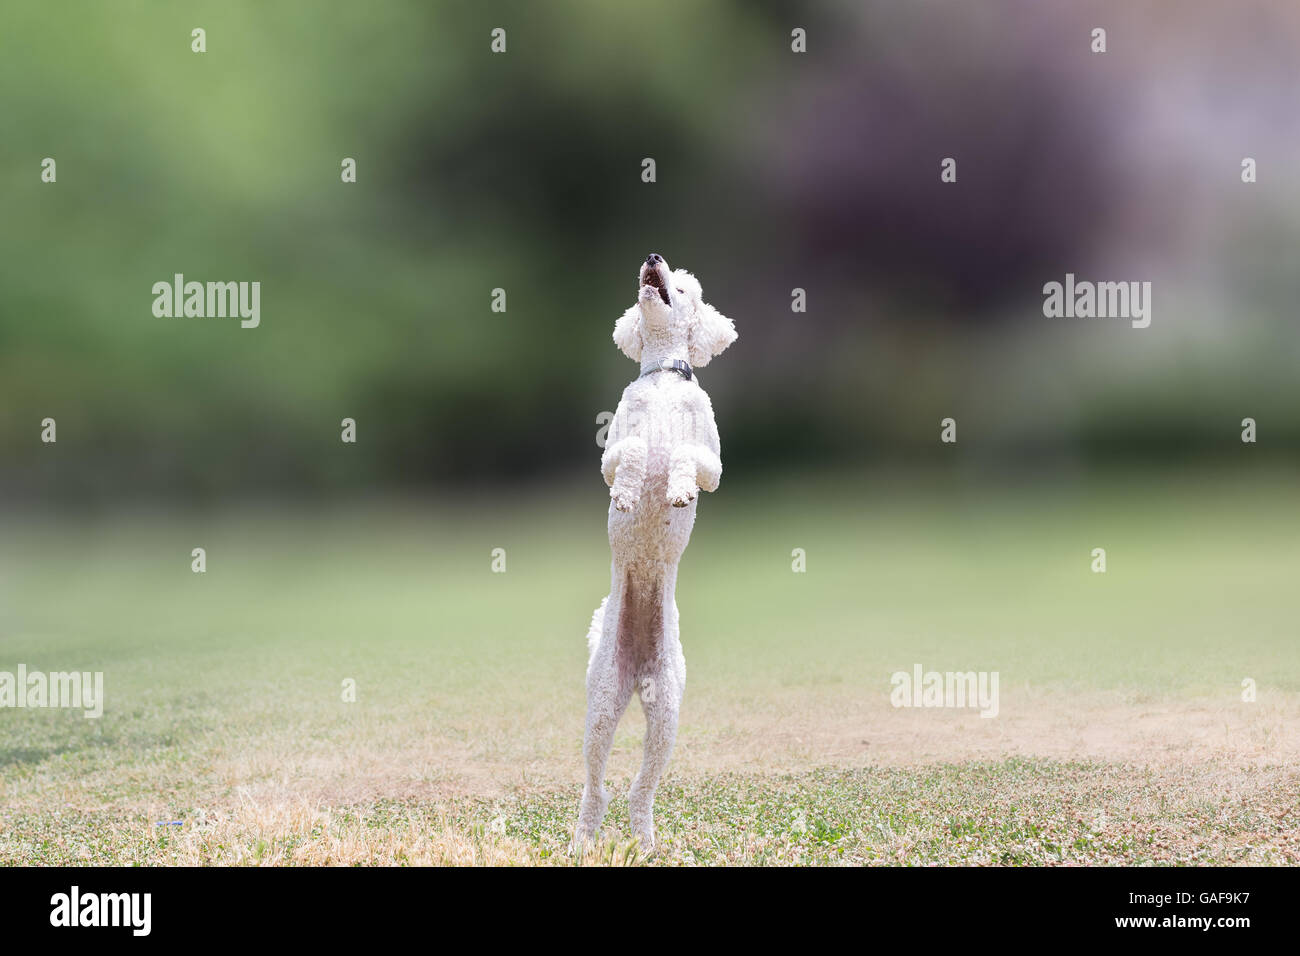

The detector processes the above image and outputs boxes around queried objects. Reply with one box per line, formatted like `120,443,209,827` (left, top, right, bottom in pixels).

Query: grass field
2,470,1298,865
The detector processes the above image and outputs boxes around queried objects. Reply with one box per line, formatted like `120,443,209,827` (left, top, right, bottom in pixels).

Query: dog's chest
621,378,698,451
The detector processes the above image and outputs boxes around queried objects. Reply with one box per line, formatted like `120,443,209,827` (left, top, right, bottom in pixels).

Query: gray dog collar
638,359,693,381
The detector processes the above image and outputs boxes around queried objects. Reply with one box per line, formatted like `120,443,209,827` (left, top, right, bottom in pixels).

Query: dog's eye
675,288,684,294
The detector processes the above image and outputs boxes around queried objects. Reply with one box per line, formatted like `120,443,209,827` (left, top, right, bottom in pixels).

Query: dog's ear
613,303,643,361
688,301,737,367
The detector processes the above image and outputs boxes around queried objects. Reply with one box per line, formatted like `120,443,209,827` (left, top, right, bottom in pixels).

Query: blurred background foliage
1,0,1297,506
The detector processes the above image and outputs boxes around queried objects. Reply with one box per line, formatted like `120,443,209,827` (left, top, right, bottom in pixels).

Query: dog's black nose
646,253,663,265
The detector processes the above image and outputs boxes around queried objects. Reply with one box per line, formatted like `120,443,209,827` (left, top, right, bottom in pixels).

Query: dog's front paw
611,467,644,512
667,484,697,508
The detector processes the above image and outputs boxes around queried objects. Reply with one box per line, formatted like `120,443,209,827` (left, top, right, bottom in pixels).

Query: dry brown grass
192,688,1300,807
4,688,1297,866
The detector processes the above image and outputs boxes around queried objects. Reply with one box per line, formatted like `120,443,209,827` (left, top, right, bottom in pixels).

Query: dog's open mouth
640,264,672,306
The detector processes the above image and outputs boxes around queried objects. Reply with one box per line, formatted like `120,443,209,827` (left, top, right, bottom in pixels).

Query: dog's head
613,254,737,367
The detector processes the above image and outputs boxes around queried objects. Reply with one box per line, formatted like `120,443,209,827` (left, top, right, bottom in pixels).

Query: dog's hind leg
628,600,684,852
628,660,682,852
575,615,633,850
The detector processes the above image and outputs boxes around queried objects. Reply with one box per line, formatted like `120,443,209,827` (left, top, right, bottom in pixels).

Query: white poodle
574,253,737,851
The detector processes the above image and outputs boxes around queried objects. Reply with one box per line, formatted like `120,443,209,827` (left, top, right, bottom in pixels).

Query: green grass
5,761,1297,866
1,470,1297,864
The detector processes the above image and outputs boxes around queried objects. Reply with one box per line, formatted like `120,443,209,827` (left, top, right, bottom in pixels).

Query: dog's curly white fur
574,254,736,852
